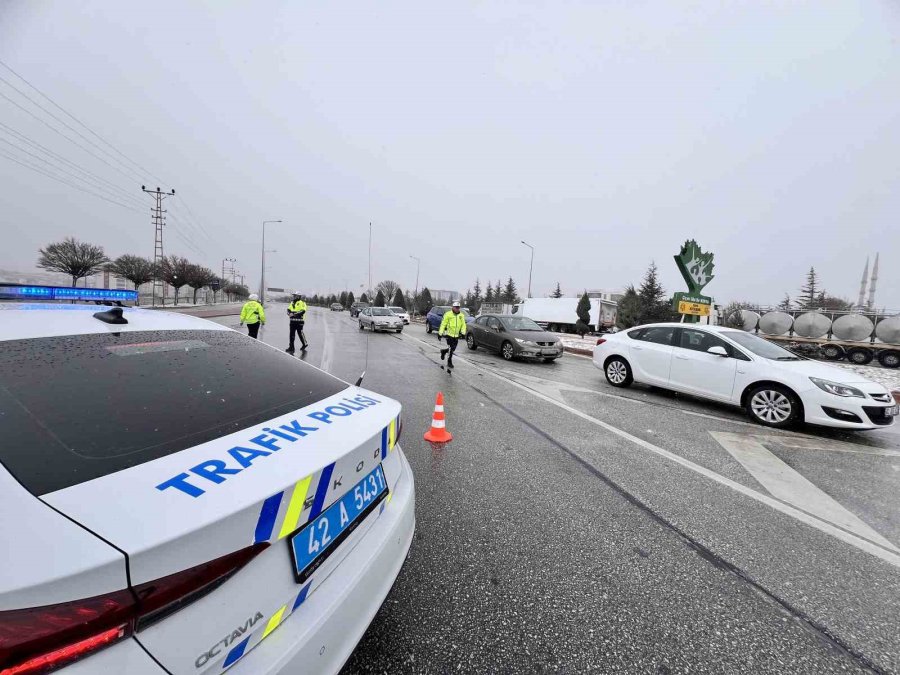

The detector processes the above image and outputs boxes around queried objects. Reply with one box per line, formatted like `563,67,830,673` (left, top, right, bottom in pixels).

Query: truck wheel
846,347,874,365
426,323,433,334
548,323,558,333
821,344,844,361
466,334,477,350
877,350,900,369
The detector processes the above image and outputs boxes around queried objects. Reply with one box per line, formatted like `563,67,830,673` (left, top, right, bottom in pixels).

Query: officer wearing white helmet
239,294,266,339
438,300,467,370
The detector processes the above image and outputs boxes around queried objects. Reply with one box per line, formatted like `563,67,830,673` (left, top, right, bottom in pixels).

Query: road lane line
401,331,900,568
320,310,333,373
711,432,899,552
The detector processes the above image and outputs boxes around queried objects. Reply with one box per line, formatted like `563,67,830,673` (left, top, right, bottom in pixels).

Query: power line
0,73,148,183
0,58,167,185
0,148,144,213
0,134,147,209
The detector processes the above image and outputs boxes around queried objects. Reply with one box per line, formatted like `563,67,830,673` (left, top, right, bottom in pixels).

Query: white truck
511,298,617,333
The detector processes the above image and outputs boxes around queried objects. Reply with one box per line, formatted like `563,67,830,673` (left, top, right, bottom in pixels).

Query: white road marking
320,310,333,373
401,331,900,568
711,432,898,552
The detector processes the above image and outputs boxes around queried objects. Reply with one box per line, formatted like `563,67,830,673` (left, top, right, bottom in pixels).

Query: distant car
425,306,471,334
388,306,410,324
349,302,369,318
359,307,404,333
466,314,564,362
330,303,343,312
0,294,414,675
593,322,897,430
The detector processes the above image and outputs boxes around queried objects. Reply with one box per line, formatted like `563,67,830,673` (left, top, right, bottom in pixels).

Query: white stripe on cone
434,405,444,412
431,420,445,428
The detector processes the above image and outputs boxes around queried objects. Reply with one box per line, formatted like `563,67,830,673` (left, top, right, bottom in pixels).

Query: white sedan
358,307,404,333
388,306,410,325
593,322,897,430
0,297,414,675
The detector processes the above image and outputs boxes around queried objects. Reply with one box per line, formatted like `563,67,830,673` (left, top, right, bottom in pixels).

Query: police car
0,285,415,674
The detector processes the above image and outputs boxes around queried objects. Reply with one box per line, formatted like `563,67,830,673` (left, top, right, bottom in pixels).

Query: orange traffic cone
423,392,453,443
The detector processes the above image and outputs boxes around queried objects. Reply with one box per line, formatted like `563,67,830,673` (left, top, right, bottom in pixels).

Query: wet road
214,306,900,674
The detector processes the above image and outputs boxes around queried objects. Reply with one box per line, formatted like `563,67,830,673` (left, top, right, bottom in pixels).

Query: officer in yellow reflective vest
286,293,309,353
438,300,467,370
239,294,266,339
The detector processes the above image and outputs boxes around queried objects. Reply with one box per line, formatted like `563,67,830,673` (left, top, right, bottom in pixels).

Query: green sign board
673,240,715,323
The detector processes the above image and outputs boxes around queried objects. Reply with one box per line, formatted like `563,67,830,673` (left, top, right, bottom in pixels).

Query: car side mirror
707,345,728,357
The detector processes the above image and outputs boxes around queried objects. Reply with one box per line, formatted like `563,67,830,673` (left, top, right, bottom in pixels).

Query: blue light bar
0,284,138,303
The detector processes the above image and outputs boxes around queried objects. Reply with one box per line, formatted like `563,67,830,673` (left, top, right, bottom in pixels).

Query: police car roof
0,303,231,342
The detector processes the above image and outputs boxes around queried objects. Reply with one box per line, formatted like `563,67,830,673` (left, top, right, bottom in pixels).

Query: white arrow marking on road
710,432,899,552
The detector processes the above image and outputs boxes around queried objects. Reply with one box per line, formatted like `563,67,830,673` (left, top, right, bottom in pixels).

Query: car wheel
501,341,515,361
846,347,874,365
746,384,800,429
466,334,477,350
426,323,433,334
821,344,844,361
878,350,900,369
604,357,632,387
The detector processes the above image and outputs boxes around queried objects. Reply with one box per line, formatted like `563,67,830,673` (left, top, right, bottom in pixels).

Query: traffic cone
423,392,453,443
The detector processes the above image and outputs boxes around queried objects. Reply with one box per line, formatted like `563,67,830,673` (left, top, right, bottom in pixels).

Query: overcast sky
1,1,898,308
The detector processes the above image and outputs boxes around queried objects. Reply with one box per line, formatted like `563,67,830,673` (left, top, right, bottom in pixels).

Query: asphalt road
214,306,900,674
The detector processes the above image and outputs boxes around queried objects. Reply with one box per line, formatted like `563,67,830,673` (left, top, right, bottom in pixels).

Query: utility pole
143,186,175,306
222,258,236,286
410,255,420,318
260,220,282,303
368,222,373,301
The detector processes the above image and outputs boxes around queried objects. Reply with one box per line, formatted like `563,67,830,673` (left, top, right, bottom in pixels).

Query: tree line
36,237,250,305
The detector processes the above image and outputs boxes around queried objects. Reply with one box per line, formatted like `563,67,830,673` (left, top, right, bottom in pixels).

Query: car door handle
675,355,689,360
633,346,644,351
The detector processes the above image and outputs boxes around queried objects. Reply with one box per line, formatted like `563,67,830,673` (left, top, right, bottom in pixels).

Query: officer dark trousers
288,322,308,351
247,323,261,339
444,336,459,366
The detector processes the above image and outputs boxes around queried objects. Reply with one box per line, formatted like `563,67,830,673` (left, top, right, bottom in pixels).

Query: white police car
0,286,415,674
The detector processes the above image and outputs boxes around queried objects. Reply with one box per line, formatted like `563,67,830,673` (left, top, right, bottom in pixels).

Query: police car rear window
0,330,347,496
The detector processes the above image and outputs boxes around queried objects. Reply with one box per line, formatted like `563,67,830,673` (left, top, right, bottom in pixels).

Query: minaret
867,253,879,309
856,257,869,309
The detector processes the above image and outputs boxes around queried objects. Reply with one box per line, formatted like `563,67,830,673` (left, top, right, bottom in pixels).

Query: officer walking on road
286,292,309,354
439,300,467,370
239,294,266,339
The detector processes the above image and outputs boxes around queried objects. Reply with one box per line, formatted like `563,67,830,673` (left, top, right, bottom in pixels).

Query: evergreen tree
798,267,819,309
637,261,671,323
347,291,355,306
777,294,792,311
374,290,386,307
616,285,641,328
339,291,348,307
494,280,502,303
360,292,369,303
391,288,405,308
575,291,592,336
484,283,494,303
503,276,518,303
551,282,563,298
472,278,482,313
419,288,433,314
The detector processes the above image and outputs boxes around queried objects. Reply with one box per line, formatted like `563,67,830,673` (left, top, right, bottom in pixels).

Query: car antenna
93,307,128,325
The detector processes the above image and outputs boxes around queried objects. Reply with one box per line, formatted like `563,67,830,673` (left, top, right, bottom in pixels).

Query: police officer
439,300,467,369
286,292,309,353
239,294,266,339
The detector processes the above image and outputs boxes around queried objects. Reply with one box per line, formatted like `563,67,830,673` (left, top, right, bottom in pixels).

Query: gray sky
1,1,898,308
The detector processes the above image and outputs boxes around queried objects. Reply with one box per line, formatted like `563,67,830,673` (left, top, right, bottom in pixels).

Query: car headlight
515,339,538,347
810,377,865,398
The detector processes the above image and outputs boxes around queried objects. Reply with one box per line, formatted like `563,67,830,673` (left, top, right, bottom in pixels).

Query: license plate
886,405,899,417
289,465,388,583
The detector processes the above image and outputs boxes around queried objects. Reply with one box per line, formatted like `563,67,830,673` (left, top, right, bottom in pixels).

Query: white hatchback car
593,323,897,430
388,307,410,325
358,307,404,333
0,299,414,675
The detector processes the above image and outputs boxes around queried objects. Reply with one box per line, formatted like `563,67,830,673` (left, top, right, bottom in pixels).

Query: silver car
358,307,404,333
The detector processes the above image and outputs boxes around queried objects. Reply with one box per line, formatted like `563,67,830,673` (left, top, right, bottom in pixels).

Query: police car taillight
0,544,267,674
596,338,606,346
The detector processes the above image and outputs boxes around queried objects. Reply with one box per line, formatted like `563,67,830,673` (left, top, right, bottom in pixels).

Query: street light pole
410,255,420,318
521,240,534,298
260,220,282,303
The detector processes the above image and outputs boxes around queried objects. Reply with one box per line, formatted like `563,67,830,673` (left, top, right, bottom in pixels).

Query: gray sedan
359,306,404,333
466,314,563,362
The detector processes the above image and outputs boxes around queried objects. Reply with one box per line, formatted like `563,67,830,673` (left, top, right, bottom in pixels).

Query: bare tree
376,279,400,300
108,255,156,304
37,237,108,287
185,264,218,304
160,255,192,305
